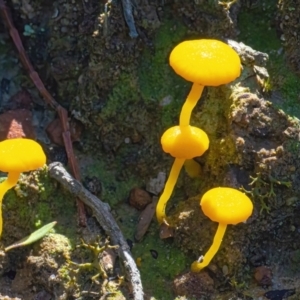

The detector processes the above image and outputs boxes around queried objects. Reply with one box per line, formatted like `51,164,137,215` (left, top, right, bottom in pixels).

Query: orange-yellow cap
169,39,241,86
201,187,253,225
0,138,46,172
161,125,209,159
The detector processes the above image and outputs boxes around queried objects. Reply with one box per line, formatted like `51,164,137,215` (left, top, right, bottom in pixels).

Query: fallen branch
48,162,144,300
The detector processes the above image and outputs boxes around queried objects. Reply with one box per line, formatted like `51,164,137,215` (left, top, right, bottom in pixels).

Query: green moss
3,167,78,244
138,20,187,103
191,87,240,179
133,234,187,300
117,203,188,300
100,72,140,119
238,3,281,52
100,18,189,135
82,159,141,207
138,20,189,130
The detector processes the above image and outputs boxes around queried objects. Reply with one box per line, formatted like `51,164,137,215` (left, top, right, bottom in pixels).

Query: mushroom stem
191,223,227,272
156,158,185,224
0,171,20,237
179,83,204,127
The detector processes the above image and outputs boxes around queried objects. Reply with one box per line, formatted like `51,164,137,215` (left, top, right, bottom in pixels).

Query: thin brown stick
0,0,86,226
48,162,144,300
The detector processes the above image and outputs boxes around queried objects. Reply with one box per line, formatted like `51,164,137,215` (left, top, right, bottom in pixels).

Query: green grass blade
5,221,57,252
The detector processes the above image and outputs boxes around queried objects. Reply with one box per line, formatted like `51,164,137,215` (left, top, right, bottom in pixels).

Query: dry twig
48,162,144,300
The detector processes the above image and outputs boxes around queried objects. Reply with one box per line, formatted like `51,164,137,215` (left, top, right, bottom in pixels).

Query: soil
0,0,300,300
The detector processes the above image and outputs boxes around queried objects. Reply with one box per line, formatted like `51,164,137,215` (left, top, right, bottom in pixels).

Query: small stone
0,109,35,140
146,172,166,195
173,271,214,298
254,266,272,286
124,137,131,144
129,187,152,210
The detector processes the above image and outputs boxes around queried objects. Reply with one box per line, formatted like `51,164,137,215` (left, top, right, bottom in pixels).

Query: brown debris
159,222,174,239
0,109,35,140
254,266,273,286
129,187,152,210
173,271,215,298
134,198,157,242
46,118,83,146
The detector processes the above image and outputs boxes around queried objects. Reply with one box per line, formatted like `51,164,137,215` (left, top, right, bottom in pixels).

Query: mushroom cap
161,125,209,159
201,187,253,225
169,39,241,86
0,138,46,173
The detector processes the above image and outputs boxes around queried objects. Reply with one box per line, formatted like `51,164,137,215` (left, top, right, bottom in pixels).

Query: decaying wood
48,162,144,300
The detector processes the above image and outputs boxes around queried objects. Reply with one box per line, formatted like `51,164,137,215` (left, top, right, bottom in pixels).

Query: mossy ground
50,2,300,298
2,166,78,246
1,0,300,299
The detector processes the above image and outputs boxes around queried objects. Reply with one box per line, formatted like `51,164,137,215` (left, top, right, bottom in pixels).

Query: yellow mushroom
169,39,241,127
0,138,46,237
156,126,209,224
161,125,209,160
184,159,201,179
191,187,253,272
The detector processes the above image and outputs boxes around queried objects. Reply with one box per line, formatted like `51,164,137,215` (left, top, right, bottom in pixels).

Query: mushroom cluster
156,39,242,225
0,138,46,237
155,39,253,272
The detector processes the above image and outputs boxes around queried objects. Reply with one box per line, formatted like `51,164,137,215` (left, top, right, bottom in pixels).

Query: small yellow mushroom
156,126,209,224
191,187,253,272
0,138,46,237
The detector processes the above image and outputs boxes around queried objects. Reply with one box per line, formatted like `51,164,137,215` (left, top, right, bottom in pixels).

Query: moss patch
80,159,141,207
118,202,188,300
2,167,78,245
